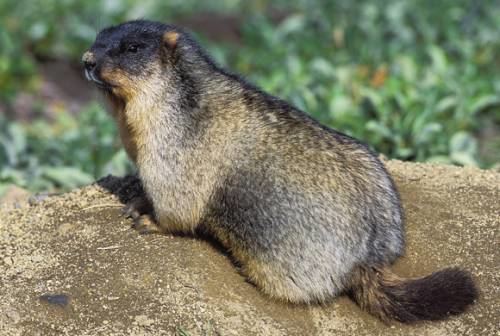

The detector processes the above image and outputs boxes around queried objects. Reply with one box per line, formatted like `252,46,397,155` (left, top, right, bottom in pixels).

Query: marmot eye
127,44,139,52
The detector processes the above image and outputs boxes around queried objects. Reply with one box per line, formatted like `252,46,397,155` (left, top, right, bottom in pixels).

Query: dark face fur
82,20,178,100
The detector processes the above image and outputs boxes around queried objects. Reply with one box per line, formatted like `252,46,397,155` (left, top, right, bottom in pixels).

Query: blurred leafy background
0,0,499,195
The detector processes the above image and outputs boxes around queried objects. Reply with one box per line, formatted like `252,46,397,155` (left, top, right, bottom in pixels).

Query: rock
0,162,498,335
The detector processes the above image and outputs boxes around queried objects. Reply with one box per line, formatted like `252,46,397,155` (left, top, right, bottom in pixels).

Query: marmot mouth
85,69,115,91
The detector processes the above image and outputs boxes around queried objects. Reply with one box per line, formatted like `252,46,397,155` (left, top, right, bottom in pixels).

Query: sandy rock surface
0,160,498,336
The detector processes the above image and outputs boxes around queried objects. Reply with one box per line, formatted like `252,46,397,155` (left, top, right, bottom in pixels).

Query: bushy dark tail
348,265,478,323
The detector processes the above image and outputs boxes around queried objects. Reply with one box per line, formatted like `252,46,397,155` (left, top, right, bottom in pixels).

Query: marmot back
83,20,478,323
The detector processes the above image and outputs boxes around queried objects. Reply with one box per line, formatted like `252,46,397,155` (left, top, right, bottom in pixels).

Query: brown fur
84,20,478,323
102,92,138,162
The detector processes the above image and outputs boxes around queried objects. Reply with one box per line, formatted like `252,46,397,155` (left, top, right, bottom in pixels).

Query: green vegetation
176,326,191,336
1,0,499,193
0,104,132,195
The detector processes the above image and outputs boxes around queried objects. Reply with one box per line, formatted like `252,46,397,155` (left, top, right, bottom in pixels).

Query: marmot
82,20,477,323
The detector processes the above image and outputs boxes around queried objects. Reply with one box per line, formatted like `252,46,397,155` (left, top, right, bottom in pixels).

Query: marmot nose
82,51,96,71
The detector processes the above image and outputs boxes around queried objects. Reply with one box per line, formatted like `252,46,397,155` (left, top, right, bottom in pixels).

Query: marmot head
82,20,187,102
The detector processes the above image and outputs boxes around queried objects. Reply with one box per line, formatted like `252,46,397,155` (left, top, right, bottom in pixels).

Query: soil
0,160,498,336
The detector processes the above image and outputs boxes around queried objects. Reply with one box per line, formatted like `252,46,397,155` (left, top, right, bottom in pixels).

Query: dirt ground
0,160,498,336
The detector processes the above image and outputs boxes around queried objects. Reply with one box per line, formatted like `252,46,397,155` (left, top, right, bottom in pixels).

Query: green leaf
102,149,133,177
277,14,306,36
176,326,191,336
365,120,393,139
470,95,500,115
395,147,414,159
450,152,478,166
0,168,26,186
449,131,477,155
40,166,94,189
8,123,27,155
329,95,353,119
310,58,335,77
28,22,49,40
415,123,442,144
395,55,417,82
428,45,448,74
435,96,457,114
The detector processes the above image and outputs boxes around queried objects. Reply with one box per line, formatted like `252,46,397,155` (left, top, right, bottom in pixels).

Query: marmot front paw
122,196,161,235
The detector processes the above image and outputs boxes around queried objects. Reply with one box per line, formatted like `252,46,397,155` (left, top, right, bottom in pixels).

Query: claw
132,215,162,235
121,196,152,219
121,203,140,220
120,196,160,234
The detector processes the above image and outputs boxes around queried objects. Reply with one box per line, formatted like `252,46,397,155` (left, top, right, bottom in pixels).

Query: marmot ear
163,31,179,51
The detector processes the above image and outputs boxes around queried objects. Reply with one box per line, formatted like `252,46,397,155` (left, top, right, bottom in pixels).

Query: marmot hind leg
240,257,341,304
